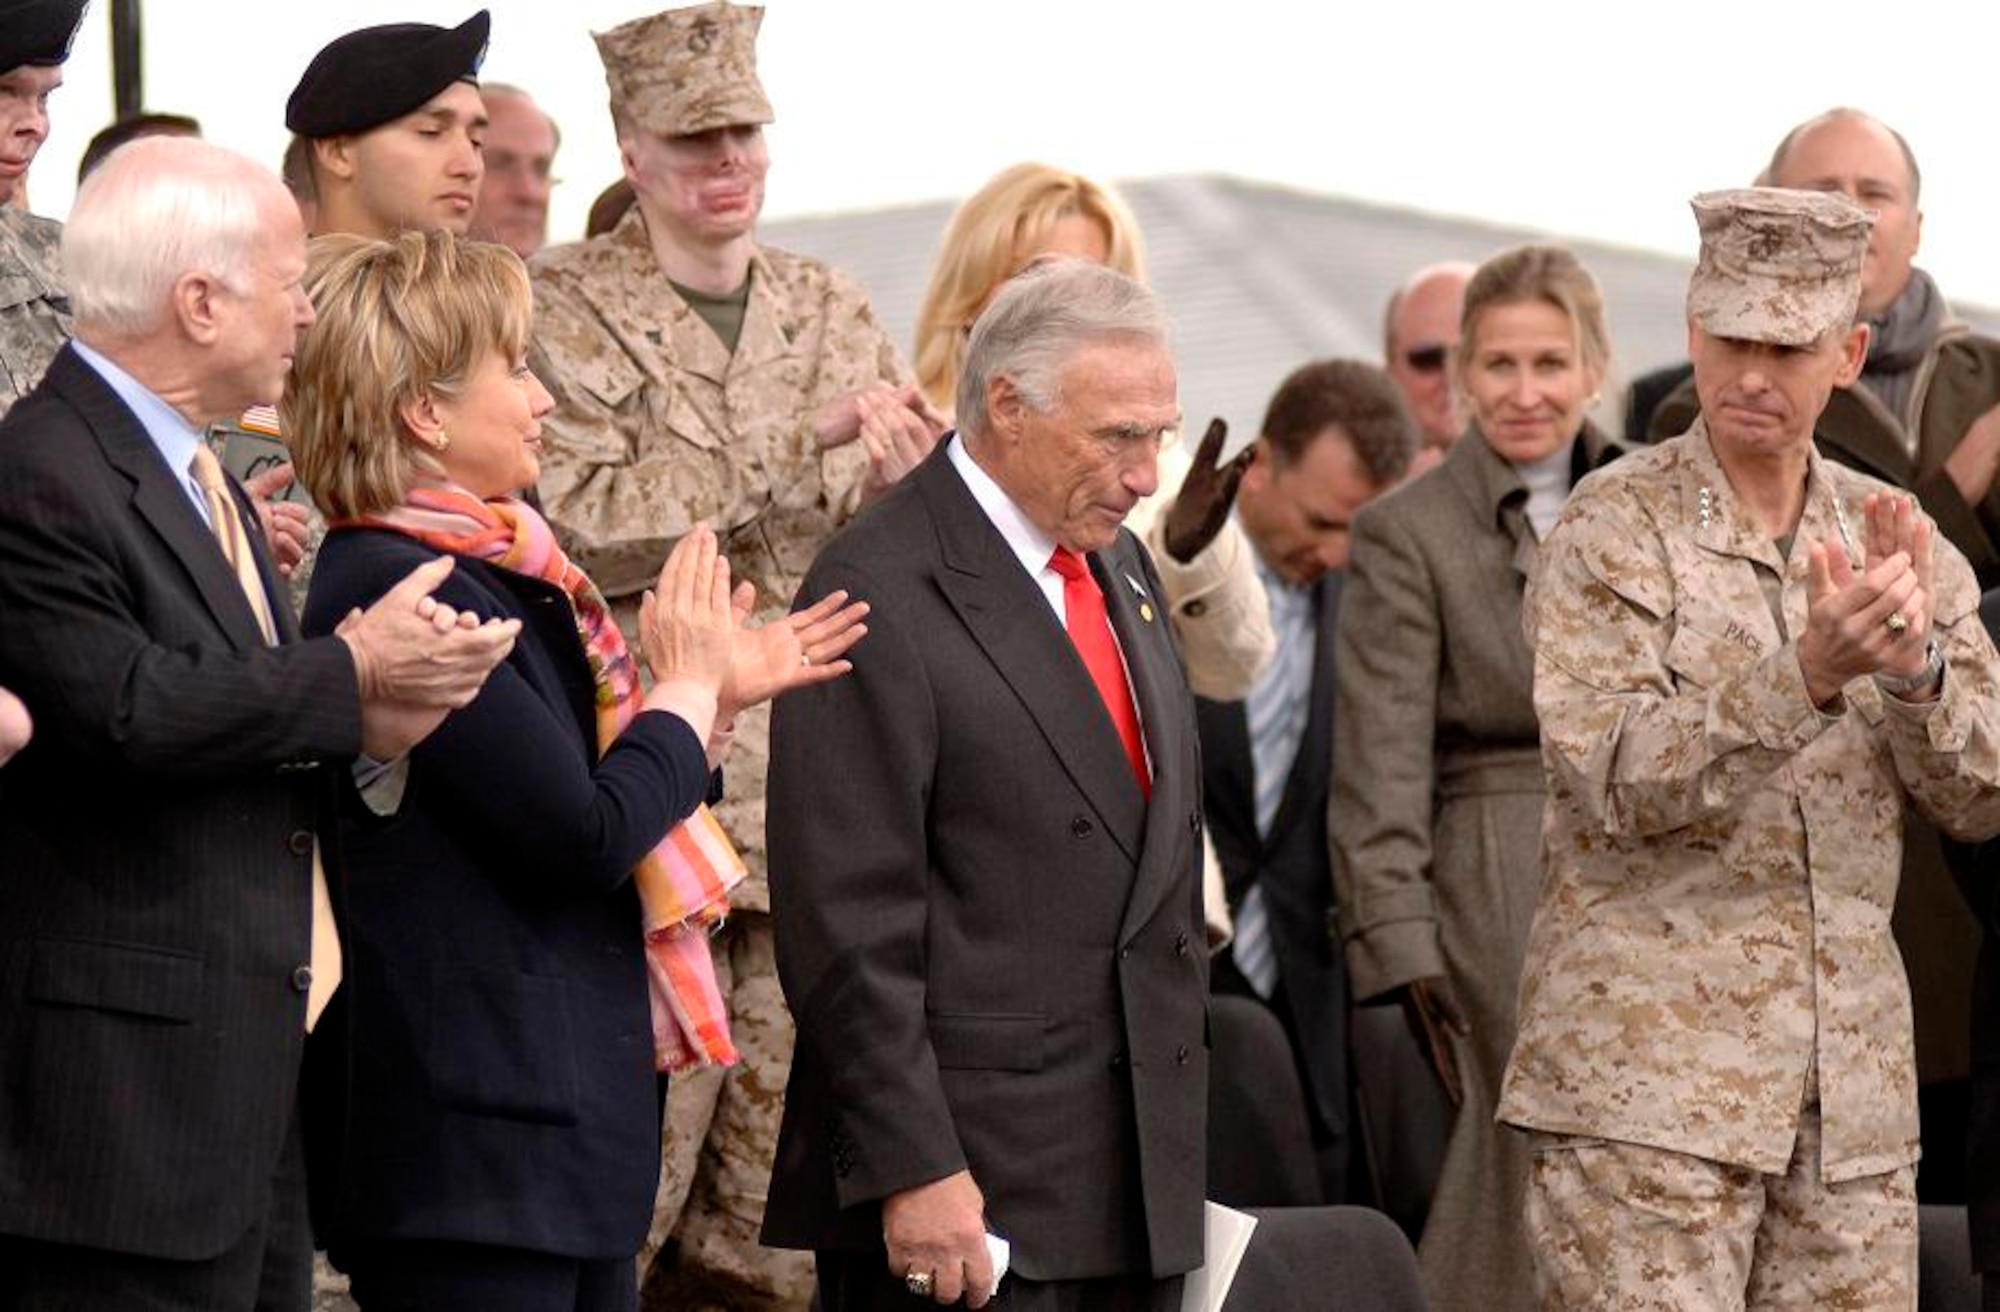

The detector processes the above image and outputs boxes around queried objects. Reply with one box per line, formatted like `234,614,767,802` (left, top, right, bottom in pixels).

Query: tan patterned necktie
190,446,342,1031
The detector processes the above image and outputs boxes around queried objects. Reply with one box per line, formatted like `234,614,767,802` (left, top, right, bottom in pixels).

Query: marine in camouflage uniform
530,6,919,1306
1500,189,2000,1309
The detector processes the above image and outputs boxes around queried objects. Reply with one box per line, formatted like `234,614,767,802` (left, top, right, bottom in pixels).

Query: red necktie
1049,547,1150,797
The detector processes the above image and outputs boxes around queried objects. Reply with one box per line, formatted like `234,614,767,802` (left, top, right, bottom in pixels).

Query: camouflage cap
595,2,773,138
1687,187,1873,346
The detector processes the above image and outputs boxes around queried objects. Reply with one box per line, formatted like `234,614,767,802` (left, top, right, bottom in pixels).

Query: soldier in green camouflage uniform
1500,189,2000,1309
529,6,934,1307
0,0,83,418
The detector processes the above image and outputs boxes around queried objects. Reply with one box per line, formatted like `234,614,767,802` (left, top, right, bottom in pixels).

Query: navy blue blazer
302,526,711,1259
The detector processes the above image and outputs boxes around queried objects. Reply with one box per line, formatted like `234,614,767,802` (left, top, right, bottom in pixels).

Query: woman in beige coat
1330,245,1623,1311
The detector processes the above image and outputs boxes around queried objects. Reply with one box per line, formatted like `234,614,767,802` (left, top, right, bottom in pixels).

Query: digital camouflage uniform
0,207,70,419
1500,419,2000,1308
529,205,909,1309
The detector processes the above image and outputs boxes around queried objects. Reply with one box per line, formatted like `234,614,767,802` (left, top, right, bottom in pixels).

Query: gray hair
956,258,1171,438
63,137,282,337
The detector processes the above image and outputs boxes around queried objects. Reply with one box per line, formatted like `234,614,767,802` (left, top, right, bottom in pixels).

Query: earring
434,428,451,452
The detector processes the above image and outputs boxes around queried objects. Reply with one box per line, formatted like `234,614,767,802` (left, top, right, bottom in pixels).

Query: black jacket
302,526,711,1259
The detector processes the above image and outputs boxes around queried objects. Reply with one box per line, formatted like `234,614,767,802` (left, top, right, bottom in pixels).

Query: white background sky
28,2,2000,304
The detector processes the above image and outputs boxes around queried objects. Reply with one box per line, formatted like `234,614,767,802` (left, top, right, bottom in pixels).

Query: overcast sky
29,1,2000,305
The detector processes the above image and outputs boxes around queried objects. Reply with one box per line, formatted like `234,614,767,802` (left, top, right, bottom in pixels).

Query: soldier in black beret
285,10,491,239
0,0,87,417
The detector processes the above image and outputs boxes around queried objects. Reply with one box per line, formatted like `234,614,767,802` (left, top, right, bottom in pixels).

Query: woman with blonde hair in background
911,160,1272,705
284,229,866,1311
1330,244,1626,1311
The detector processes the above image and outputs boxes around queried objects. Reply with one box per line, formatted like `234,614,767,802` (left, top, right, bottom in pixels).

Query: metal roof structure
761,173,2000,442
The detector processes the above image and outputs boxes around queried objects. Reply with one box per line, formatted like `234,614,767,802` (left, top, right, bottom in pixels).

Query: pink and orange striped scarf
340,484,740,1072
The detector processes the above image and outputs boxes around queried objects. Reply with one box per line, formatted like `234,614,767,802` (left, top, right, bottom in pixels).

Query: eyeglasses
1402,344,1449,374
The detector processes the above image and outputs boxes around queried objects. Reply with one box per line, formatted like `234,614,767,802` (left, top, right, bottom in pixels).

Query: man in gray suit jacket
764,261,1207,1311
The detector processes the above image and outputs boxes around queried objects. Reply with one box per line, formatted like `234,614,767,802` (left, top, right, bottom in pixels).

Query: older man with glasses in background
1382,261,1475,456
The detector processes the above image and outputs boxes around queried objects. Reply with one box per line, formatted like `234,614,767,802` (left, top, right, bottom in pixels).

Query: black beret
0,0,88,73
285,9,489,138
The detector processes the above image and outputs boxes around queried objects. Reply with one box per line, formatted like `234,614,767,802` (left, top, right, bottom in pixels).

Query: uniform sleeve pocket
927,1011,1047,1072
28,937,203,1023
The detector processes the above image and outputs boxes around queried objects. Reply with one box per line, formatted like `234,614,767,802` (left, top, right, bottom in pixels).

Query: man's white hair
62,136,282,337
957,258,1170,439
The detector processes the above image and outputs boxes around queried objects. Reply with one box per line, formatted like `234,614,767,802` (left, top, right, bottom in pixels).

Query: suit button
1175,930,1189,957
1184,599,1208,618
1070,815,1093,839
1188,811,1200,832
1176,1045,1190,1066
286,829,313,857
1118,946,1130,960
1110,1052,1127,1070
291,965,313,993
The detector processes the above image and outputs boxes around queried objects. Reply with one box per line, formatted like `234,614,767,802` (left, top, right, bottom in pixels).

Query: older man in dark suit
763,260,1206,1311
1199,360,1419,1207
0,137,517,1312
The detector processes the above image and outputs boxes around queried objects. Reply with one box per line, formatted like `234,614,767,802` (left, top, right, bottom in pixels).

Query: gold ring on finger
904,1269,935,1298
1886,612,1910,635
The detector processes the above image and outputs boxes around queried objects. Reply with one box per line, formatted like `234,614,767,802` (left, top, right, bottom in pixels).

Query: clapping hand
637,526,736,697
245,463,311,578
337,557,521,708
336,557,519,760
718,580,869,718
1799,493,1935,705
1162,418,1255,564
0,685,31,767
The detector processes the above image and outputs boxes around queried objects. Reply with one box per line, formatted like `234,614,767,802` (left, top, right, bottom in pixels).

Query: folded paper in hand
1180,1202,1258,1312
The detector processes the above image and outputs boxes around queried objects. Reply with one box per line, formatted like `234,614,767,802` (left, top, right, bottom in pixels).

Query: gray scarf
1859,268,1945,427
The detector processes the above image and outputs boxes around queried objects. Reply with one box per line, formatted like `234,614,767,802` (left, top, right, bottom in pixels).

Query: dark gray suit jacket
762,441,1209,1281
0,345,360,1260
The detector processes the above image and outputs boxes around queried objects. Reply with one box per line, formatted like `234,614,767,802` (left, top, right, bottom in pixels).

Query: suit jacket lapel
51,348,268,650
1446,433,1539,696
1100,537,1196,944
919,450,1147,862
232,478,299,643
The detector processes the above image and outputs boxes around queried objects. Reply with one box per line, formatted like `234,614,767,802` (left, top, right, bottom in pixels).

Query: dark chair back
1207,995,1322,1208
1222,1206,1427,1311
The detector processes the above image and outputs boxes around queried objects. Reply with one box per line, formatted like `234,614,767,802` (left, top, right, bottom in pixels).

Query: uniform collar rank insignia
1697,485,1715,529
